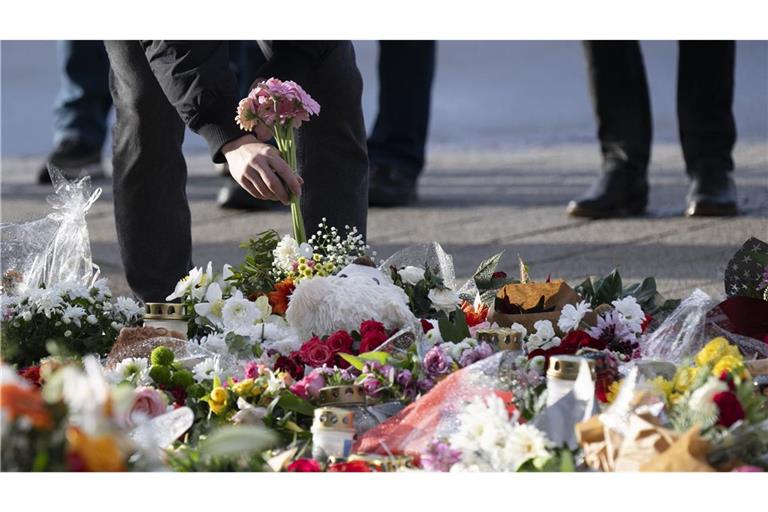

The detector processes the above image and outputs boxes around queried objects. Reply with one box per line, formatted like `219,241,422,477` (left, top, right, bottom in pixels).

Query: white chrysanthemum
199,333,228,355
91,278,112,300
55,282,90,300
61,304,86,327
688,377,729,419
115,296,141,321
273,235,313,273
533,320,556,341
34,290,64,318
611,296,645,333
221,290,260,330
86,314,98,325
508,322,528,340
110,357,148,384
194,282,226,326
557,300,592,333
193,355,222,382
506,423,553,468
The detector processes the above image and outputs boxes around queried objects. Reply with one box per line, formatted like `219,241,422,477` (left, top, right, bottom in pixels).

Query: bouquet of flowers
236,78,320,243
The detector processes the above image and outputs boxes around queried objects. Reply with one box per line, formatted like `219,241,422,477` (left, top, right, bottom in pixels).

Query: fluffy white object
286,264,420,340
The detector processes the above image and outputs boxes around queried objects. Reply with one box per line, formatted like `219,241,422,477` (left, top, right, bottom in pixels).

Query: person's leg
367,41,436,207
677,41,738,216
568,41,652,218
104,41,192,302
294,42,369,237
41,40,112,182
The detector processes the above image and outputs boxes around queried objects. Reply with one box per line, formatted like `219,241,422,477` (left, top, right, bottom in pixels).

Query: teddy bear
286,261,420,340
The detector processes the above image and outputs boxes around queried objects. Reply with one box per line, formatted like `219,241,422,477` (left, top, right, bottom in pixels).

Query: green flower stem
274,122,306,243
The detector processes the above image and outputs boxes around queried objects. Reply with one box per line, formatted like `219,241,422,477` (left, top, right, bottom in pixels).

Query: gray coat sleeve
140,41,244,162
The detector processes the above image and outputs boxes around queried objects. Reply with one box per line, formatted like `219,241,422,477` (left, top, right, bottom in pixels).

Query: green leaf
559,449,575,472
339,353,365,371
437,309,471,342
199,425,277,460
276,391,316,417
357,351,391,365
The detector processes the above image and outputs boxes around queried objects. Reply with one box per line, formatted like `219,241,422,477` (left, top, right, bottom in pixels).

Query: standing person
39,41,111,183
367,40,436,207
568,41,738,218
105,41,368,302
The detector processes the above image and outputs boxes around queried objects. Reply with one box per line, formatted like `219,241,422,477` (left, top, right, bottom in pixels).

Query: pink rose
127,387,168,428
289,369,326,399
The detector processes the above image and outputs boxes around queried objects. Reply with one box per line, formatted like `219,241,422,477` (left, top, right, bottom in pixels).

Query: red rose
641,314,653,333
359,329,388,353
298,337,323,365
19,365,41,387
304,342,335,368
326,330,354,354
713,391,745,427
492,271,507,279
420,318,434,334
328,460,373,472
276,355,305,380
287,458,322,472
718,371,736,392
360,320,386,337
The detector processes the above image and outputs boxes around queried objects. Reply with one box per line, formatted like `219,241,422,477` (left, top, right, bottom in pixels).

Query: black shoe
368,163,418,207
566,167,648,218
685,172,738,217
38,139,104,184
217,180,276,210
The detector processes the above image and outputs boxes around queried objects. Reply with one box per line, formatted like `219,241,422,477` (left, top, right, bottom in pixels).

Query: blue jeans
52,40,113,148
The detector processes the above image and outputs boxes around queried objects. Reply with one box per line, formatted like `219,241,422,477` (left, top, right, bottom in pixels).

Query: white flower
526,320,561,351
166,263,213,301
611,296,645,333
442,339,476,361
199,333,228,354
425,327,443,346
193,355,222,382
273,236,313,273
115,296,141,321
91,278,112,300
86,314,98,325
21,310,33,322
557,300,591,333
264,369,286,395
61,304,86,327
398,266,426,285
64,330,72,337
56,282,90,300
428,287,460,313
688,377,729,420
35,290,64,318
529,355,547,375
110,357,148,384
221,290,260,330
194,282,225,326
506,423,553,469
110,321,123,331
508,322,528,340
533,320,556,341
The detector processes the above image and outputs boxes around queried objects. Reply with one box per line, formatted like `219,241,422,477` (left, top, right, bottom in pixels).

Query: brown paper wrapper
105,326,186,369
639,427,714,472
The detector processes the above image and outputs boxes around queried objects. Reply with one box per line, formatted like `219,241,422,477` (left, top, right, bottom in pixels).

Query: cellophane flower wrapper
1,167,101,293
379,242,458,292
353,351,517,458
641,289,768,361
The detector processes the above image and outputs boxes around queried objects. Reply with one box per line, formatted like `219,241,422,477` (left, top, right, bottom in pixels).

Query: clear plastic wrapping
0,167,101,293
379,242,457,291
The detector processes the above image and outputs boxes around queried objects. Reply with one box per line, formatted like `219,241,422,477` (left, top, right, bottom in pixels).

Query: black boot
685,171,738,217
368,163,418,207
566,166,648,218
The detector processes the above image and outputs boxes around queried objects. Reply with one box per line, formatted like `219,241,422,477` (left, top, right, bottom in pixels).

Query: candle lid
318,385,366,406
547,355,595,381
144,303,188,320
313,407,355,432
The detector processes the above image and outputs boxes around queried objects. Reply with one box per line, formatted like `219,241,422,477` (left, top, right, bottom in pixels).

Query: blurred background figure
39,41,111,183
367,40,436,207
568,41,738,218
39,40,264,186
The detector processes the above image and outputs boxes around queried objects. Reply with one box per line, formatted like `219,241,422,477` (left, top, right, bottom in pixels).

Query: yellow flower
207,386,230,415
695,337,740,367
649,376,674,403
232,379,255,397
298,257,307,265
672,366,699,394
312,254,322,262
66,427,125,472
712,355,745,378
605,380,622,404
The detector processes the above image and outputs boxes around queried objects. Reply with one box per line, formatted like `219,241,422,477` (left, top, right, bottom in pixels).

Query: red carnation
276,355,305,380
718,371,736,392
19,365,41,387
360,320,386,337
328,460,373,472
359,329,389,353
420,318,434,334
287,458,322,472
641,314,653,333
713,391,745,427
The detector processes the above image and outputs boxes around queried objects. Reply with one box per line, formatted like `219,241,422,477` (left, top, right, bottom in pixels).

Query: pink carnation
126,387,168,428
242,78,320,132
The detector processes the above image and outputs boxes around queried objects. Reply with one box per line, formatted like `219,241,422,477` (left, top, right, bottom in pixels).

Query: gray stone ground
2,142,767,300
1,41,767,301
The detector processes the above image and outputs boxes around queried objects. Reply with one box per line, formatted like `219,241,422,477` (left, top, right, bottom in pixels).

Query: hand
222,135,303,205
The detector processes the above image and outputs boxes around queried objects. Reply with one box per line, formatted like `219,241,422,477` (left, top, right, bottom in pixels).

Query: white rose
428,287,460,313
398,266,426,285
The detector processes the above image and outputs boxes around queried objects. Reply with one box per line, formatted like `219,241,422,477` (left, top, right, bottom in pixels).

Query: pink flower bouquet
236,78,320,243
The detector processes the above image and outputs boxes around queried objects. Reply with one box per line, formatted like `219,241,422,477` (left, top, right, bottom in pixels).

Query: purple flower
361,375,382,397
421,439,461,472
396,369,413,388
458,342,495,368
423,346,452,378
416,377,435,393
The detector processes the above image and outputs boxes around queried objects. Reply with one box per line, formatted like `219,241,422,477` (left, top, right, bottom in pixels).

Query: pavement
1,41,767,301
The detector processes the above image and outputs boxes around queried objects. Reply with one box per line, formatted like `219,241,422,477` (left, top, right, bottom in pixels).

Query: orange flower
460,300,489,327
268,278,295,316
0,384,53,430
66,427,125,472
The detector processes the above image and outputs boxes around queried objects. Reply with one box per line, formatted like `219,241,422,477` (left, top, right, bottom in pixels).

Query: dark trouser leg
677,41,738,216
367,41,436,179
53,41,113,148
568,41,651,217
104,41,192,302
292,43,369,238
